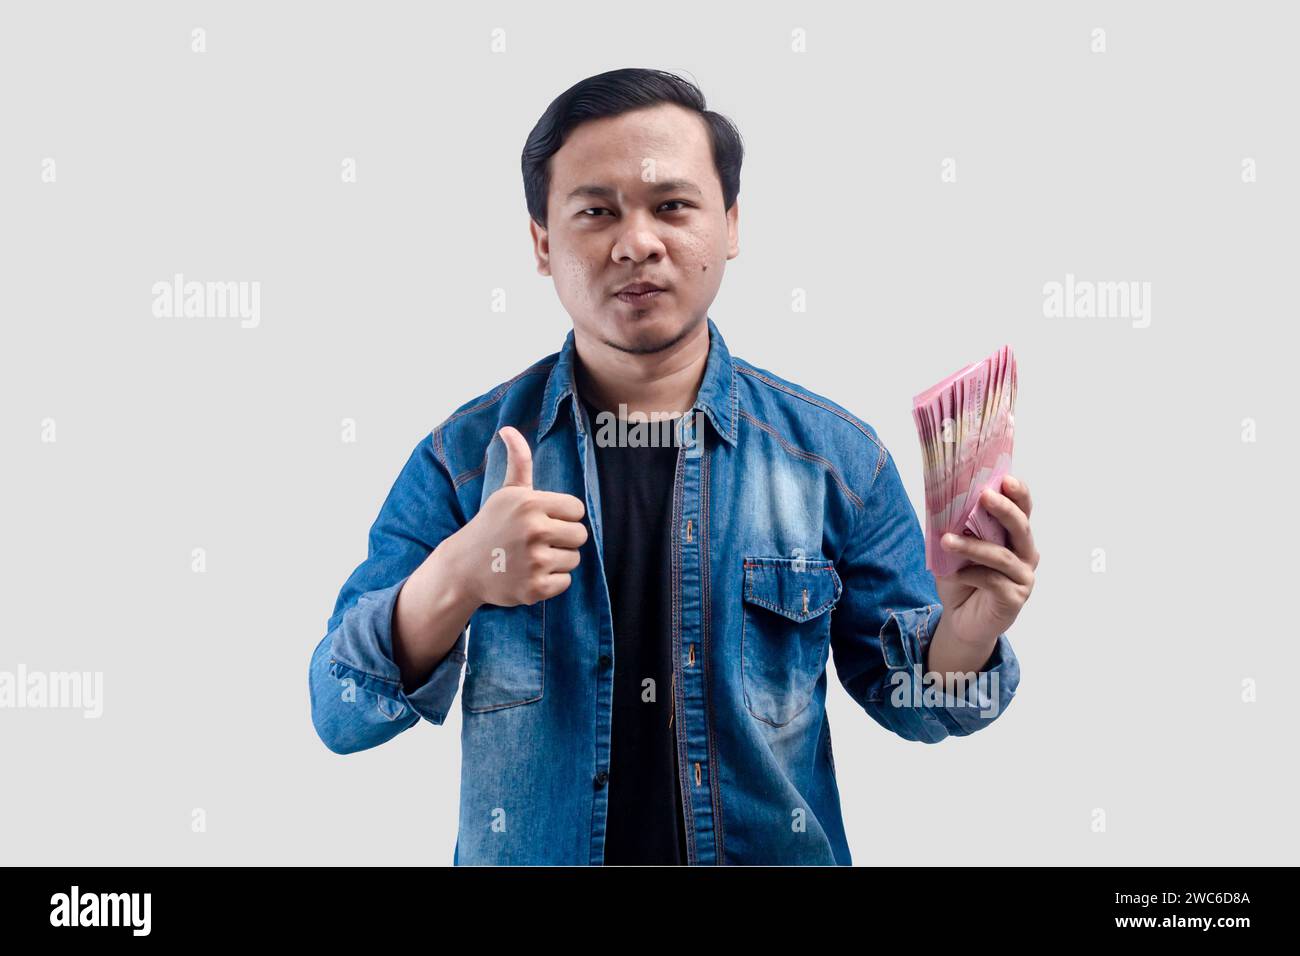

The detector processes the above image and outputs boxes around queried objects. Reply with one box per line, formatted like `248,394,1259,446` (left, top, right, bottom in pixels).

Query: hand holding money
912,346,1038,647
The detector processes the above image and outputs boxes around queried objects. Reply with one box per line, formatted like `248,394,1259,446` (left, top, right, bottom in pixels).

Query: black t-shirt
580,393,690,866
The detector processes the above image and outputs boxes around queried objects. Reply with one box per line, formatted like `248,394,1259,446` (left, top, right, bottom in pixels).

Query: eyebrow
564,178,703,203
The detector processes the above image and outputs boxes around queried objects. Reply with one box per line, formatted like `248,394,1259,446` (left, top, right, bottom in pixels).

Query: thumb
498,426,533,488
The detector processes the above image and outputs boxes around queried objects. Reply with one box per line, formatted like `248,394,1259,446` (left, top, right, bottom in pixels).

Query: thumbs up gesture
440,426,589,608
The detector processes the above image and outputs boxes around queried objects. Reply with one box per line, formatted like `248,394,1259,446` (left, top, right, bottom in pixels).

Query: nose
610,209,666,265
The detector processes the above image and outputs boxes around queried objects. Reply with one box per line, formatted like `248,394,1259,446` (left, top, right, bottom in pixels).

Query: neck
573,316,710,418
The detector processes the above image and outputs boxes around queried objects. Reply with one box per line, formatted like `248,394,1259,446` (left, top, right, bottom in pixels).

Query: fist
444,426,588,608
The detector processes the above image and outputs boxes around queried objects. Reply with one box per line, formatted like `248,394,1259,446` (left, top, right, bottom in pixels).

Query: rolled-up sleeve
309,429,469,755
876,602,1019,741
830,439,1021,744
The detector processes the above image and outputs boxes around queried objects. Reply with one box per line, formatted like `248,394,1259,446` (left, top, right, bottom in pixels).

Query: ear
725,198,740,260
529,218,552,276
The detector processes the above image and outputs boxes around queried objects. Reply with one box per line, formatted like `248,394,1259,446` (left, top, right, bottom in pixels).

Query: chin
607,310,699,354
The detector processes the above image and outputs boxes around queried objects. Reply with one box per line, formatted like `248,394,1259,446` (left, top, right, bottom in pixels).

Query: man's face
530,102,739,355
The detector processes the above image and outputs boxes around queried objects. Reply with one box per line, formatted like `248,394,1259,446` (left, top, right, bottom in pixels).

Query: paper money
911,345,1017,577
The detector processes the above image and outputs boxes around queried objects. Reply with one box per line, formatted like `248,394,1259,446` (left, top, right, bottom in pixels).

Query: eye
578,202,692,218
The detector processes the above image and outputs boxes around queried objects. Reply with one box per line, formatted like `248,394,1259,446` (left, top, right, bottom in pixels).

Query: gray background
1,1,1294,865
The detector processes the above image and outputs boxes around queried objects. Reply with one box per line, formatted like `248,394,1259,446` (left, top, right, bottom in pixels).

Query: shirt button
593,770,608,789
598,654,611,669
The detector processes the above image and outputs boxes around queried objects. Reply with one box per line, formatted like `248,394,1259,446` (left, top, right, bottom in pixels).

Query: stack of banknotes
910,345,1017,577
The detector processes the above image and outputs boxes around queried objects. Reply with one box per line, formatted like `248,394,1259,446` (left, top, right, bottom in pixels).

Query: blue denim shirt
308,317,1020,865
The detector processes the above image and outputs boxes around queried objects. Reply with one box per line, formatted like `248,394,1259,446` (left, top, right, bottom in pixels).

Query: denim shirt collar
537,315,738,447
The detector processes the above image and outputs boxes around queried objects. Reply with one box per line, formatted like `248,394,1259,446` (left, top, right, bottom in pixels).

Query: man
308,68,1038,866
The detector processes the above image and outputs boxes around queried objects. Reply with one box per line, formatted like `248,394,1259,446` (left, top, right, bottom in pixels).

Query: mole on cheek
702,264,707,271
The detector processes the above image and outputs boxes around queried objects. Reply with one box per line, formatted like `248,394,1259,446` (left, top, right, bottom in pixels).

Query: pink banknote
911,345,1017,577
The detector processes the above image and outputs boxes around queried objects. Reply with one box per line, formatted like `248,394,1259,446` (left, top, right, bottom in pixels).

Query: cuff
878,604,1020,738
327,576,467,725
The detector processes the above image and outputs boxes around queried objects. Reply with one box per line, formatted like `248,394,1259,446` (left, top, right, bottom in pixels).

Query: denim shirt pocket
462,601,545,713
740,556,842,727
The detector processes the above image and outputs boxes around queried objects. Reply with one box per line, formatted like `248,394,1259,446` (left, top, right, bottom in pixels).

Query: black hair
521,68,743,229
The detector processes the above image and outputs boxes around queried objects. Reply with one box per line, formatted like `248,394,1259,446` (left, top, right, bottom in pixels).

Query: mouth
613,282,667,304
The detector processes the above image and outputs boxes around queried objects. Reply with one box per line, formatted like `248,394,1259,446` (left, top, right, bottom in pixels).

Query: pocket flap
743,556,842,622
